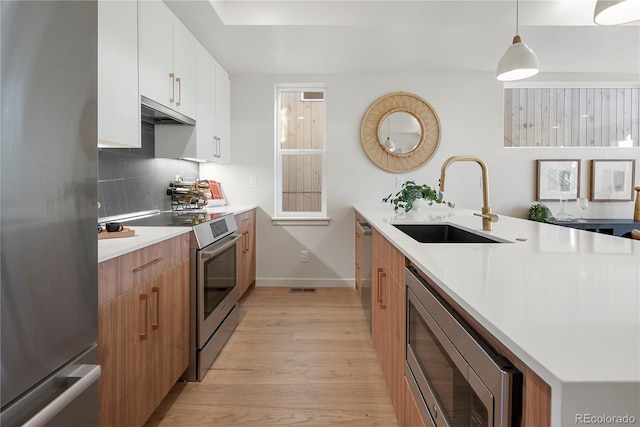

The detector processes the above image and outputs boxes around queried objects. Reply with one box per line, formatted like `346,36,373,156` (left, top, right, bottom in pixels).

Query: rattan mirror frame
360,92,441,173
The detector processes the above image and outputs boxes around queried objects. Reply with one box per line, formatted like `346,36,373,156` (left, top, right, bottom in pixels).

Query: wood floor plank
145,287,398,426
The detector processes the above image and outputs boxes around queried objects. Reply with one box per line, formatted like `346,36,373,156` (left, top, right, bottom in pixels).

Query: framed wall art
590,159,636,201
536,159,581,201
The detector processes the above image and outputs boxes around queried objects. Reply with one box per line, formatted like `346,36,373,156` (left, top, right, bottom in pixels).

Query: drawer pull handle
151,286,160,330
376,268,384,303
132,257,163,273
139,293,148,340
379,271,387,309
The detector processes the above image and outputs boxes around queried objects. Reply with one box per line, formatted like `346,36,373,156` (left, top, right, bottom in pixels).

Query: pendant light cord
516,0,519,35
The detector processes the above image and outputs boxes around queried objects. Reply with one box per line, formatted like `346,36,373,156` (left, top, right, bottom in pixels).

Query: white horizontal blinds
279,90,325,213
504,88,639,147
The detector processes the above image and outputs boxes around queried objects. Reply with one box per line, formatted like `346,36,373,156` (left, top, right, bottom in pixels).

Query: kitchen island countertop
355,204,639,427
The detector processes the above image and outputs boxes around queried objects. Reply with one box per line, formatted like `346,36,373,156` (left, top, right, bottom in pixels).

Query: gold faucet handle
474,212,499,223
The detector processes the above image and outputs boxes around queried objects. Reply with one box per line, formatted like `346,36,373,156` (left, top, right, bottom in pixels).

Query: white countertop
98,227,191,262
355,204,640,426
98,204,257,263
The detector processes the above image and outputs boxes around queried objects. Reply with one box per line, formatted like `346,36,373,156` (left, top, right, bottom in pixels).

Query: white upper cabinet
139,0,196,120
98,0,140,148
155,44,231,163
213,58,231,164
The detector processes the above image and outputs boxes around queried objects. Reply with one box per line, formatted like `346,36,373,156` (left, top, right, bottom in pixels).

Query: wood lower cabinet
236,209,256,298
371,228,405,423
354,213,363,292
403,377,427,427
98,233,190,427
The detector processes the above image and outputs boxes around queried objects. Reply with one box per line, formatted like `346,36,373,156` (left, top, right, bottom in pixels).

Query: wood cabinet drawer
98,233,190,306
235,209,255,227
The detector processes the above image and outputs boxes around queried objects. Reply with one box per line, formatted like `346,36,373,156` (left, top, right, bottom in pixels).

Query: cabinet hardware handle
379,271,387,309
243,231,249,253
169,73,175,103
176,77,182,106
151,286,160,330
139,293,148,340
376,268,384,303
216,137,221,158
132,257,163,272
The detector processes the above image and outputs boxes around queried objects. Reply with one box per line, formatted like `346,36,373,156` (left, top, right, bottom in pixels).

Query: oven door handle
201,234,242,259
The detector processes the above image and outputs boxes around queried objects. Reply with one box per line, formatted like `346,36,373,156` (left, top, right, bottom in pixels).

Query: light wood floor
145,287,398,427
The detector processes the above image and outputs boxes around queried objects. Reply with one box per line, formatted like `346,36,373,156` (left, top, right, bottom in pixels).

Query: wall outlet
396,177,405,188
300,250,309,262
249,176,257,187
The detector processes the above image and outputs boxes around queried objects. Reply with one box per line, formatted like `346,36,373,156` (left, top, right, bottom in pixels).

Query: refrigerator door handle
21,365,101,427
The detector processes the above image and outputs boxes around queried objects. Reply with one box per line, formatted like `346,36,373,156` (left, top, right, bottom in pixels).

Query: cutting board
98,227,135,239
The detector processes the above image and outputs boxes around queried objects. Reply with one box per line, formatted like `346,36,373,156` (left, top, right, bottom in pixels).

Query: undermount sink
393,223,505,244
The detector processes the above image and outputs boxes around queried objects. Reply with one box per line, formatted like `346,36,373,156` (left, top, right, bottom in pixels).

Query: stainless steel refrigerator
1,1,100,426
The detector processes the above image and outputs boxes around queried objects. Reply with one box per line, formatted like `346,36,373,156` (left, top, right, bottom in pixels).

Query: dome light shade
384,136,396,150
496,35,540,81
594,0,640,25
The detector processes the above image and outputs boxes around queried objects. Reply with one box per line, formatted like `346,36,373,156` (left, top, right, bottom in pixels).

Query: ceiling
165,0,640,78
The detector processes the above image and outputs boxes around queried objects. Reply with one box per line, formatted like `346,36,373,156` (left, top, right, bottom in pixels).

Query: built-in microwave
405,266,522,427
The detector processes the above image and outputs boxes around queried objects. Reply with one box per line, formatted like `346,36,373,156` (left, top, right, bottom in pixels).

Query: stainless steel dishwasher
357,221,372,332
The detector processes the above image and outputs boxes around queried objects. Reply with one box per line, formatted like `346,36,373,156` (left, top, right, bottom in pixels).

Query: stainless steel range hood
141,96,195,126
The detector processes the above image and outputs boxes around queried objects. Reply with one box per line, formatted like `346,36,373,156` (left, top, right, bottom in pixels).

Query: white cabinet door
155,44,214,161
139,0,196,120
213,61,231,164
139,0,173,108
172,19,197,119
195,45,217,161
98,0,140,148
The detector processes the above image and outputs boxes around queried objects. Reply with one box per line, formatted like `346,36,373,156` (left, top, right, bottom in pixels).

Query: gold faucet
439,156,499,231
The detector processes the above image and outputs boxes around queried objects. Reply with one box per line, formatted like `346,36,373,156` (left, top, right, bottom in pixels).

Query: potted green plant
527,203,555,223
382,180,455,213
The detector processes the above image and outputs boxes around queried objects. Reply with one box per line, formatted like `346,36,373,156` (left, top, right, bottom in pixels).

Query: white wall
200,72,640,288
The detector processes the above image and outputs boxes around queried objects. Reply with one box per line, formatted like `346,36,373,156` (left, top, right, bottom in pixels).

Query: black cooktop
120,210,225,227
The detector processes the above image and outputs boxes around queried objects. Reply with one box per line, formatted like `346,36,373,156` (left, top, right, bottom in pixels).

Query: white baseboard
256,278,355,288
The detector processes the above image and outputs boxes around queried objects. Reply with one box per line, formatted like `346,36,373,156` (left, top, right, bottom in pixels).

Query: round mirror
360,92,441,173
378,112,422,154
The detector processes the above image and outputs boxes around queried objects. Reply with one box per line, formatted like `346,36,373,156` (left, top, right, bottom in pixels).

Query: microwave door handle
201,234,242,259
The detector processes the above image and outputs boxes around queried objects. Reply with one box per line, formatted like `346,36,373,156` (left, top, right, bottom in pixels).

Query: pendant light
594,0,640,25
384,118,396,151
496,0,539,81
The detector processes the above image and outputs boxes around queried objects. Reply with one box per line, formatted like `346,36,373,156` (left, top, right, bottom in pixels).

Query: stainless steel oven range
184,214,242,381
405,266,522,427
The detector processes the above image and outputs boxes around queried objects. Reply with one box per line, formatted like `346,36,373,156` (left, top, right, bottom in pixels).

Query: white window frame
273,84,329,225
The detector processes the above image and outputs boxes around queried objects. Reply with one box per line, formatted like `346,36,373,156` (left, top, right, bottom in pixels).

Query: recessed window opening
275,86,327,218
504,87,639,148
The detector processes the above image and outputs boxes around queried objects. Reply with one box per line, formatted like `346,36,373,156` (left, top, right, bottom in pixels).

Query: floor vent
289,287,317,293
